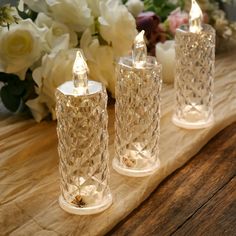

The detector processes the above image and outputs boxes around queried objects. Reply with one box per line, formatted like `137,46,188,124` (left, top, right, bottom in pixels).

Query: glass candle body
56,81,112,215
173,24,215,129
113,56,162,177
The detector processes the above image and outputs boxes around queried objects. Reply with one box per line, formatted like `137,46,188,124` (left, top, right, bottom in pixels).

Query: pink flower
167,7,188,35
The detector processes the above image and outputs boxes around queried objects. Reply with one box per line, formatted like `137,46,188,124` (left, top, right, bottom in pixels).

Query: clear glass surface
56,81,112,215
113,56,162,177
173,24,215,129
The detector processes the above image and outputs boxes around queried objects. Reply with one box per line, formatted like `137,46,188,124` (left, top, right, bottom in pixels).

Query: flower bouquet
0,0,137,121
0,0,235,122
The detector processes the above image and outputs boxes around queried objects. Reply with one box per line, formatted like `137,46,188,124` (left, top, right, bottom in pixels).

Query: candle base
172,114,214,129
112,158,160,177
59,194,112,215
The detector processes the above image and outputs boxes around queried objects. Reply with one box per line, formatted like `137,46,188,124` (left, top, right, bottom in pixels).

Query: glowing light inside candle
132,30,147,68
73,50,89,95
189,0,203,33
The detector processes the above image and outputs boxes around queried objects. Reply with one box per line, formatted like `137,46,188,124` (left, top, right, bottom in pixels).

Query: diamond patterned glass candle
113,31,162,177
56,52,112,215
172,0,215,129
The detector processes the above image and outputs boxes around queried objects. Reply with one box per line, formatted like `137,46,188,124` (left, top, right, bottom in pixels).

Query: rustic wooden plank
172,177,236,236
108,122,236,236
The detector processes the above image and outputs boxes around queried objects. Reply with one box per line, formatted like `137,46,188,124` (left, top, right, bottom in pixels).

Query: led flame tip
73,51,88,75
73,50,88,94
134,30,145,44
132,30,147,68
189,0,203,33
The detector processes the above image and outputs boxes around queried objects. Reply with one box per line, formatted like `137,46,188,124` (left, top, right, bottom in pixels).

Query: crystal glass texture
173,24,215,129
56,81,112,215
113,56,162,177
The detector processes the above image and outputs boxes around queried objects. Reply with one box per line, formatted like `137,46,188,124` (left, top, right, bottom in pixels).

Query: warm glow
132,30,147,68
134,30,145,45
73,51,88,94
189,0,203,33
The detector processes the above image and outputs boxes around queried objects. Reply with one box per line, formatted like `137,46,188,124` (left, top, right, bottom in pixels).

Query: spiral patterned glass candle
113,56,162,177
172,24,215,129
56,80,112,215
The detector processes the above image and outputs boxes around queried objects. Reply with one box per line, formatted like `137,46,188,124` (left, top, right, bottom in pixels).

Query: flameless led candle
112,31,162,177
55,51,112,215
172,0,215,129
156,40,175,84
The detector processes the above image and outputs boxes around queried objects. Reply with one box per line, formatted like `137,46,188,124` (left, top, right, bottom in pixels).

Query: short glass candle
172,24,215,129
113,56,162,177
56,80,112,215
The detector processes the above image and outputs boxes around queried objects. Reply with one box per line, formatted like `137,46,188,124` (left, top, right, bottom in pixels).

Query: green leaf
0,85,21,112
16,4,38,21
143,0,183,21
8,79,25,96
153,0,166,6
0,72,18,82
0,72,25,95
22,70,37,101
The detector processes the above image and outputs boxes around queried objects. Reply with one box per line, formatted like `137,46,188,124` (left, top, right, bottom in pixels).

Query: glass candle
172,24,215,129
113,56,162,177
56,80,112,215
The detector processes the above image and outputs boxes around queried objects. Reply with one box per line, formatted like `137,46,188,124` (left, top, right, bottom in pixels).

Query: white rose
0,19,45,79
46,0,93,32
87,0,101,17
35,13,78,52
98,0,137,57
81,29,116,97
27,49,77,121
22,0,49,13
26,97,48,122
126,0,144,17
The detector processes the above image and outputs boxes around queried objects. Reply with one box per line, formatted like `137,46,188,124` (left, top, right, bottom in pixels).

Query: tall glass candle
172,0,215,129
113,31,162,177
56,52,112,215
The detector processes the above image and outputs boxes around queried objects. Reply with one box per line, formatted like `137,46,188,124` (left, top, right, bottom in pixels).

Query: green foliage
143,0,185,21
0,72,37,112
17,4,38,21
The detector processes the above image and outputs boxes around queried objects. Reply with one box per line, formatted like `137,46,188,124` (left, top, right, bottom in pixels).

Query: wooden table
108,122,236,236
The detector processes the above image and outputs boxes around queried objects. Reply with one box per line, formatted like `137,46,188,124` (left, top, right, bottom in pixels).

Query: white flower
26,97,48,122
98,0,137,57
35,13,78,52
0,19,45,79
126,0,144,17
81,29,116,96
22,0,49,13
28,49,77,121
87,0,101,17
46,0,93,32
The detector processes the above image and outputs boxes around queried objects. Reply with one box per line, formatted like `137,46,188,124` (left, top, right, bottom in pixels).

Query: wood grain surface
108,122,236,236
0,51,236,236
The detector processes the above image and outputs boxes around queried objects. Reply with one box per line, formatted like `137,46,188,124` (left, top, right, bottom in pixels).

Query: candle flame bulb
189,0,203,33
73,50,89,95
132,30,147,68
